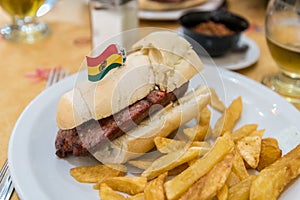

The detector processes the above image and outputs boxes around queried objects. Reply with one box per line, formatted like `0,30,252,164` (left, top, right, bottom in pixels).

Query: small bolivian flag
86,44,126,82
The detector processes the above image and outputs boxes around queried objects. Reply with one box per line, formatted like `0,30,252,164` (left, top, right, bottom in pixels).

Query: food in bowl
179,10,249,57
192,20,234,36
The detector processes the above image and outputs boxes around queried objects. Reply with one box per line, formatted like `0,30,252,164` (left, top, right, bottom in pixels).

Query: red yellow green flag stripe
86,44,126,82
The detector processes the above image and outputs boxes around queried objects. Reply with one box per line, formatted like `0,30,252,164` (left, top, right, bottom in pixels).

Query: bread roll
56,31,203,130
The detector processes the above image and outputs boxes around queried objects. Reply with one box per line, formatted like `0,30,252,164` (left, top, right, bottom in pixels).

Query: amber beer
0,0,45,18
267,37,300,75
266,25,300,76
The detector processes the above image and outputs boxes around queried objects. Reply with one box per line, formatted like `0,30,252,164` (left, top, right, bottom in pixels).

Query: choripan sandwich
55,31,211,163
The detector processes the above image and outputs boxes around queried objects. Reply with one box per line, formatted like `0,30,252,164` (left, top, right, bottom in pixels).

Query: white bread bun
91,85,211,164
56,31,203,130
138,0,208,11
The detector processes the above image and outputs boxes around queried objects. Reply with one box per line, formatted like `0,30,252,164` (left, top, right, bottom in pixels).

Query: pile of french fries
70,96,300,200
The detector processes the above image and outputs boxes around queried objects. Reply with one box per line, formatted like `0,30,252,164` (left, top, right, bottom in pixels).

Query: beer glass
262,0,300,106
0,0,56,43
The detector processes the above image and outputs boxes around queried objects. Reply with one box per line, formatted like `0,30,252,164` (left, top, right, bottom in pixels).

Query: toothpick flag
86,44,126,82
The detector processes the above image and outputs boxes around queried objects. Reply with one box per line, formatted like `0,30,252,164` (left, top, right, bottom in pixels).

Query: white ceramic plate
8,67,300,200
204,34,260,70
138,0,224,20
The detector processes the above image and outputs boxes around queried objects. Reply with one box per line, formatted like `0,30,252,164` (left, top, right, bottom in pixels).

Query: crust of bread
138,0,208,11
56,31,203,130
91,85,211,164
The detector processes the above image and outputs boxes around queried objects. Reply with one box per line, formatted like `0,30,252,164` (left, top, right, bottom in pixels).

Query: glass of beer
262,0,300,106
0,0,56,43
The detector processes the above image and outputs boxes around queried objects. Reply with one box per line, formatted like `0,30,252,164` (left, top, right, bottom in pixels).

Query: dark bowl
179,10,249,57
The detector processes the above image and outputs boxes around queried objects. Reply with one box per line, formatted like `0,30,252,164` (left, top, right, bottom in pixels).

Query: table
140,0,277,82
0,1,91,199
0,0,296,199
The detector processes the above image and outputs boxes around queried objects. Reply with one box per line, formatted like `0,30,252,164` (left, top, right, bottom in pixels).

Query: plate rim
7,75,77,200
8,67,300,199
138,0,224,20
205,34,260,70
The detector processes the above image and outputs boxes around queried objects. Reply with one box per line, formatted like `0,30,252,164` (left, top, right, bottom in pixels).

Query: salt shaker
90,0,139,49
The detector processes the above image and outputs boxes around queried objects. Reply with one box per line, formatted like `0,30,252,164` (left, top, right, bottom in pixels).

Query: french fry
99,183,127,200
70,164,126,183
191,141,211,148
249,129,265,138
178,173,206,200
142,148,203,180
154,137,188,153
198,106,211,126
257,138,282,171
212,97,243,137
250,144,300,200
164,132,235,200
232,124,258,141
209,88,226,112
228,176,255,200
226,171,241,187
183,124,209,141
217,184,228,200
154,136,211,154
168,163,189,176
179,152,234,200
130,193,145,200
187,157,198,166
232,149,249,180
144,172,167,200
68,94,300,200
236,135,262,169
102,176,147,195
128,160,153,170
